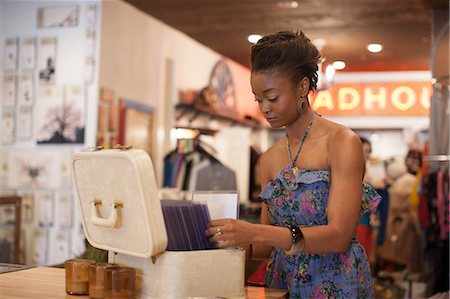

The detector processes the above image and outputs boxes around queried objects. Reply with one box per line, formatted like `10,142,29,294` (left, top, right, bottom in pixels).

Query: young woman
206,31,381,298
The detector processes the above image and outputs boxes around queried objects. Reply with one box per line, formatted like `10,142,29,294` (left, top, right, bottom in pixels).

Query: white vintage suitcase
72,148,245,299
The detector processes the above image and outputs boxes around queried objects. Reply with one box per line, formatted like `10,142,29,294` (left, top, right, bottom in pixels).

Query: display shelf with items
176,103,262,129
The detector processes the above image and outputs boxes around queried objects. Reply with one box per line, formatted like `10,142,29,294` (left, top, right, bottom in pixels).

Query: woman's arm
299,129,364,253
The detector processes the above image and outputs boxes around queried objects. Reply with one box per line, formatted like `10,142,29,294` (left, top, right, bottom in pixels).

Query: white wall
0,0,102,265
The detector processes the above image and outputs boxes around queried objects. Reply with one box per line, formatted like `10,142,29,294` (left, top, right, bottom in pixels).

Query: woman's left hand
205,219,255,248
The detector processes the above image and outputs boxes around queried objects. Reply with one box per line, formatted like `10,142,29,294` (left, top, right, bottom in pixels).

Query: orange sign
310,82,431,116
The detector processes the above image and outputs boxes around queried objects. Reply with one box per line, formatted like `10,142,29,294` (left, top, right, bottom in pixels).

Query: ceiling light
277,0,299,9
367,43,383,53
172,128,199,139
247,34,262,44
332,60,346,70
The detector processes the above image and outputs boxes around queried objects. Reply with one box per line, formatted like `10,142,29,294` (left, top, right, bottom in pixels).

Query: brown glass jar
104,266,136,299
89,262,118,298
65,259,95,295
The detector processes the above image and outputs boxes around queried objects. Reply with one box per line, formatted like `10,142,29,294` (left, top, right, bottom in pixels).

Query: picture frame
0,195,22,263
38,37,57,84
19,72,34,107
16,107,33,140
96,88,117,148
36,85,85,144
37,5,79,28
118,99,155,157
97,103,107,133
21,37,36,70
2,73,17,107
1,109,15,145
3,38,19,70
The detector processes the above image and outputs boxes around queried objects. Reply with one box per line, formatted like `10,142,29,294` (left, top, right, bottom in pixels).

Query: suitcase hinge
114,144,133,150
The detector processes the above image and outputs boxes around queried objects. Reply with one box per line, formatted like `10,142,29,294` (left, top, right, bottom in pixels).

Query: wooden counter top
0,267,287,298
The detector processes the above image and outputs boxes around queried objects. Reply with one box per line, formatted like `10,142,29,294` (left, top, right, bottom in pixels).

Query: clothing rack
424,155,450,162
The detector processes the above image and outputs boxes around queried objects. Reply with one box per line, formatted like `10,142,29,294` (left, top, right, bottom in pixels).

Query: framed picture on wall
97,104,107,133
1,109,15,145
37,191,54,228
19,72,34,107
38,37,57,84
3,38,19,70
16,191,35,224
36,85,85,144
37,5,79,28
8,150,61,189
2,73,17,107
109,102,117,131
100,87,114,102
33,229,49,265
16,106,33,140
21,37,36,70
118,99,155,157
56,192,73,230
96,88,117,148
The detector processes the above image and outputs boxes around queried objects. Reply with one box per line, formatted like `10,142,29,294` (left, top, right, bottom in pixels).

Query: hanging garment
377,173,422,273
163,150,177,187
376,187,390,246
195,161,237,191
445,172,450,237
437,170,449,240
188,158,210,191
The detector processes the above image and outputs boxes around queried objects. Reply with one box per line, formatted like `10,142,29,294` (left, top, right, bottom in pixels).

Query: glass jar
65,259,95,295
89,262,117,299
104,266,136,299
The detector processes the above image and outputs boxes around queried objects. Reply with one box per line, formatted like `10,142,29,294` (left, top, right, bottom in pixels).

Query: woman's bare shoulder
318,117,359,146
319,118,364,171
313,116,362,163
259,138,287,183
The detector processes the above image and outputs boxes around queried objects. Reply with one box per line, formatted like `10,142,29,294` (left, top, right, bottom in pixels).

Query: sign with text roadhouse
310,82,431,116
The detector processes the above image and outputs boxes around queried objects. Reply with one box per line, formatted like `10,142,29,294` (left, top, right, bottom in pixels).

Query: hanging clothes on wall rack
163,137,237,192
417,152,449,295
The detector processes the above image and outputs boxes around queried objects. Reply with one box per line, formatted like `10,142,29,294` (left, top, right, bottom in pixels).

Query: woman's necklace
286,112,315,167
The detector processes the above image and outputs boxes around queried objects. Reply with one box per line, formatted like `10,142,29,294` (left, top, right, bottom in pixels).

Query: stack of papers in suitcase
160,200,217,251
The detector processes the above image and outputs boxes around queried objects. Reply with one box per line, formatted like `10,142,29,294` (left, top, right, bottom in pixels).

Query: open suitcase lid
72,148,168,258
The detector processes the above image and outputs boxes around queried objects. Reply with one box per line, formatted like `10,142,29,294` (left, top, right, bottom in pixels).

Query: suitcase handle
90,199,123,228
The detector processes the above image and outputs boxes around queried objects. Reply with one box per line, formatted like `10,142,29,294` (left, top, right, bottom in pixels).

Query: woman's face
251,71,300,128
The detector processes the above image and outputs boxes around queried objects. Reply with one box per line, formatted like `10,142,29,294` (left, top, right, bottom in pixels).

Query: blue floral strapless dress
259,166,381,299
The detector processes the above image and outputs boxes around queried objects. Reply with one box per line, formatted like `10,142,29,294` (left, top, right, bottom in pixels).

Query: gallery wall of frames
0,1,102,266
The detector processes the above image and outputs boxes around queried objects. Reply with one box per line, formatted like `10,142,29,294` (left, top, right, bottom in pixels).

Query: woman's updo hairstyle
250,31,321,92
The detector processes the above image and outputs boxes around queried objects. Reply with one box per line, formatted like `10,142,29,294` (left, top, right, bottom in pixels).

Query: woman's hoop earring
297,97,308,114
